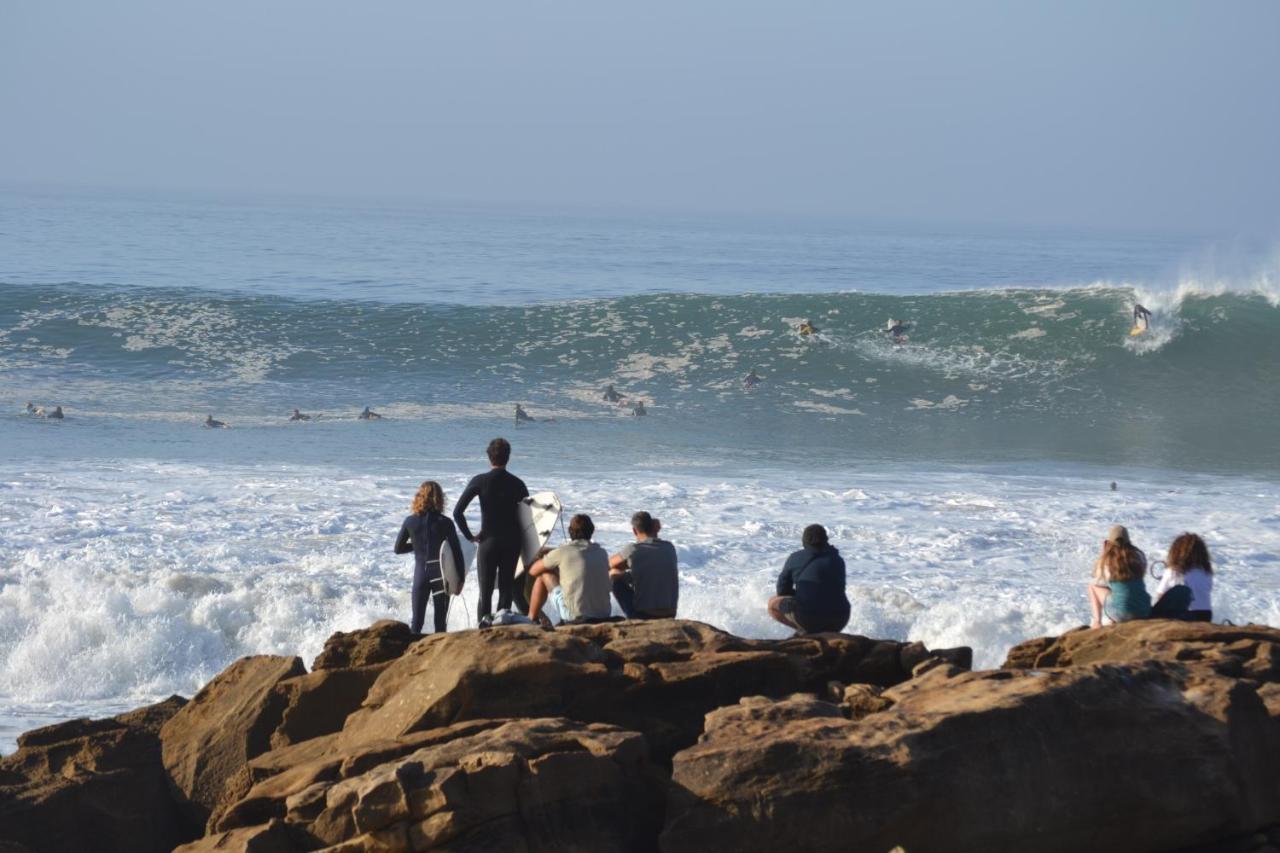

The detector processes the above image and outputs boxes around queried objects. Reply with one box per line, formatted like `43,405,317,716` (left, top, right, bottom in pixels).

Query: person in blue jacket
767,524,851,634
395,480,465,634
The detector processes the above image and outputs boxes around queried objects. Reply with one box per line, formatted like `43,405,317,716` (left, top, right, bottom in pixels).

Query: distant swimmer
796,320,819,336
603,384,622,403
23,402,36,415
358,406,383,421
515,404,535,424
632,401,647,417
204,414,228,429
744,369,762,389
289,408,311,421
1133,304,1153,331
46,405,64,420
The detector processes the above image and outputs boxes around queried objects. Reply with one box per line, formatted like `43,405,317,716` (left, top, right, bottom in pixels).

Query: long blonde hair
1098,540,1146,582
411,481,445,515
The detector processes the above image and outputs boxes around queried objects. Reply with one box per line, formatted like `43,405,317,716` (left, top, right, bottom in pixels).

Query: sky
1,0,1278,232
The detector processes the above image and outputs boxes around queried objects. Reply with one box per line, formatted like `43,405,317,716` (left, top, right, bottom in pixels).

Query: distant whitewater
3,281,1278,470
1,188,1278,751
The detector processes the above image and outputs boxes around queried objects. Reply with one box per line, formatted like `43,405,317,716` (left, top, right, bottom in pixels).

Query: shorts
776,596,846,634
551,586,571,623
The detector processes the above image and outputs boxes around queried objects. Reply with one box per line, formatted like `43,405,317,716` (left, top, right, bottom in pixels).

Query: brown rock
311,620,418,671
161,654,306,830
242,718,663,852
270,664,388,748
173,818,296,853
840,683,893,718
662,661,1280,853
1003,621,1280,678
341,620,921,762
0,696,189,853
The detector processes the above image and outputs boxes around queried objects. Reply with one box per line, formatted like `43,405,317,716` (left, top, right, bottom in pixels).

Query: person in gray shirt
609,511,678,619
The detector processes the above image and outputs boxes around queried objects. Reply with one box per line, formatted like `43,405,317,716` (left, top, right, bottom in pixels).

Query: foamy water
3,456,1278,752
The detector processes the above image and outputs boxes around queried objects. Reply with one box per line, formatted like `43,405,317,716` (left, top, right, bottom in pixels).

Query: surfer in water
23,402,36,415
453,438,530,620
632,400,647,417
885,318,910,343
204,414,228,429
796,320,819,336
744,369,762,389
358,406,382,421
46,406,64,420
515,404,535,424
395,480,464,634
603,384,622,403
289,408,311,421
1133,304,1153,331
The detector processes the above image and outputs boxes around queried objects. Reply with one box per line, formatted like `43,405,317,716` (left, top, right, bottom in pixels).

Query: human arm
529,546,559,578
452,477,480,542
776,556,796,597
394,518,413,555
609,542,634,577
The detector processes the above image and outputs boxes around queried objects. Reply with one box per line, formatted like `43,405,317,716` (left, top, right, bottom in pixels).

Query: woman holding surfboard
394,480,466,634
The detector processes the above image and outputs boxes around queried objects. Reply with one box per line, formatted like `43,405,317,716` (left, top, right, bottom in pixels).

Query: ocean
2,186,1278,751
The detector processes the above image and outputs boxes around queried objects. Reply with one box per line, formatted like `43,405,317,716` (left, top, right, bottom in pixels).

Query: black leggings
411,563,448,634
476,537,522,620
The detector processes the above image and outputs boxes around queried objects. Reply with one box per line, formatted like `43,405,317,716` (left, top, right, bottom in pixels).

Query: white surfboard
514,492,563,578
439,535,475,596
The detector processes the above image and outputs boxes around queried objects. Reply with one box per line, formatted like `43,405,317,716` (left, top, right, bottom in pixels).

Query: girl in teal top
1088,525,1151,627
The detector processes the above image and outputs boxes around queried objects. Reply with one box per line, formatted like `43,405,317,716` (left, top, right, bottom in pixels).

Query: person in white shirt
1154,532,1214,622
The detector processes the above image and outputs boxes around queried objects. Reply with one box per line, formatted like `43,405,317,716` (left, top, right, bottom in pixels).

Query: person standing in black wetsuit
453,438,530,620
394,480,464,633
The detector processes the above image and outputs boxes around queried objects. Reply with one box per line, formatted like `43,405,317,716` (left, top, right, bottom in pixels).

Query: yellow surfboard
1129,326,1147,337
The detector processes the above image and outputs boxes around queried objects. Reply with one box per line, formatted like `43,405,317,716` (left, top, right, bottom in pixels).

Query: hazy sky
2,1,1278,231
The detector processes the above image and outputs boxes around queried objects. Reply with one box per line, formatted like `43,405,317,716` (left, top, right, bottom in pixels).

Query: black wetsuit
453,467,530,619
395,511,464,633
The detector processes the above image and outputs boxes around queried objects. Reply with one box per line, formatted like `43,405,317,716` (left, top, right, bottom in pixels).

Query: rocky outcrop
189,717,664,853
0,696,188,853
161,654,306,831
12,617,1280,852
311,620,419,671
341,619,930,761
662,657,1280,853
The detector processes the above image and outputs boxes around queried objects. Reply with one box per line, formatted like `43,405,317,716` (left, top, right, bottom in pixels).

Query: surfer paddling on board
289,408,311,421
454,438,530,621
744,369,762,389
796,320,819,336
395,480,464,634
515,404,535,424
603,384,623,403
358,406,383,420
204,414,228,429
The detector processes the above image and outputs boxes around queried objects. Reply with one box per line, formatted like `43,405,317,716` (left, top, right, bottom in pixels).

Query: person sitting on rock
526,513,612,626
609,511,678,619
1087,525,1151,628
767,524,850,635
1153,532,1214,622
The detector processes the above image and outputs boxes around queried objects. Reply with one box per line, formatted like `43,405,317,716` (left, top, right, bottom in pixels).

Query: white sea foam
3,458,1279,752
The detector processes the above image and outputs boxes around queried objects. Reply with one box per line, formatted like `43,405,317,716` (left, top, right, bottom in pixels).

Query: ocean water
2,187,1279,751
